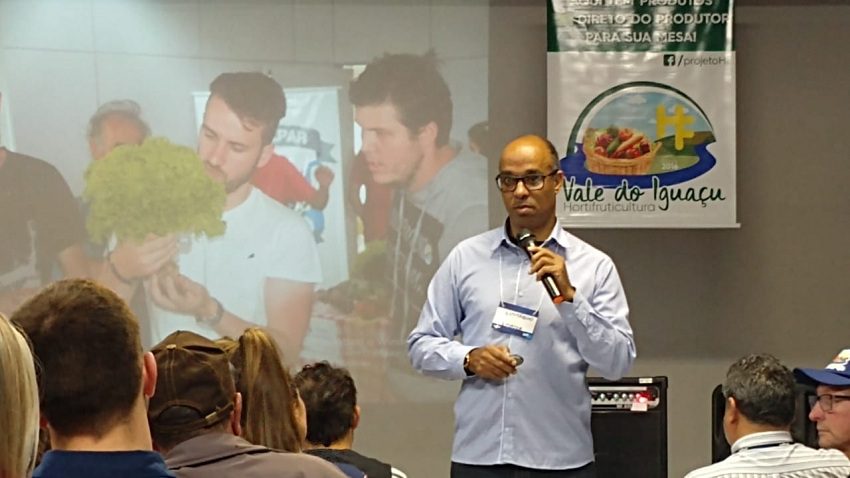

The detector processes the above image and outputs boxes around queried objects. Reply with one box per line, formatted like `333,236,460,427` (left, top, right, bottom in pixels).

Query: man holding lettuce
143,72,322,359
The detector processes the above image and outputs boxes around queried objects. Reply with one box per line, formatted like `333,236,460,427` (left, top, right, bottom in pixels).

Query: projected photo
0,0,490,404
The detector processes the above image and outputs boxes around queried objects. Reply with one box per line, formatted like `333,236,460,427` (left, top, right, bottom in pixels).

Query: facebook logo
663,54,677,66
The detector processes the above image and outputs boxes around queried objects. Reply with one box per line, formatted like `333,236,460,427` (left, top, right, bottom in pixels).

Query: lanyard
735,441,792,453
390,193,427,331
497,246,545,315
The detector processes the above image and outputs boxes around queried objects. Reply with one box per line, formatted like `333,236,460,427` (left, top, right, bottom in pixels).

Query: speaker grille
589,376,668,478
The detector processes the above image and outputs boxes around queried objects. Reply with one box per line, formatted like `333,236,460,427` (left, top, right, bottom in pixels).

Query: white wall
0,0,489,195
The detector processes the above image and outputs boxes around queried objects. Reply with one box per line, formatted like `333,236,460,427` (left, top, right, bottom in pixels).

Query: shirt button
518,292,524,297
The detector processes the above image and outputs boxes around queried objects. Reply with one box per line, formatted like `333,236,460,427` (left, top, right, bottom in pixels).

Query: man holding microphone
407,134,636,477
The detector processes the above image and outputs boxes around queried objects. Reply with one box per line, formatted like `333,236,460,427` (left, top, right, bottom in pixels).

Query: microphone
516,228,565,304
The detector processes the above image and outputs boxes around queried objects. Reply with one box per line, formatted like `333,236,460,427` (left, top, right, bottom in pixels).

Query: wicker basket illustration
583,131,661,176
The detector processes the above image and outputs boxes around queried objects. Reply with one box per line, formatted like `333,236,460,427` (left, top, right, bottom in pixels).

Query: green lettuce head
83,137,227,244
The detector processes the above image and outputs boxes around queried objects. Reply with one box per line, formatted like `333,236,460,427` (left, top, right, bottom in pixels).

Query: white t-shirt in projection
147,187,322,344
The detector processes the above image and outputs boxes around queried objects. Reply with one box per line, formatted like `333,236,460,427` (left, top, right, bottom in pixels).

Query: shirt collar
730,430,794,454
165,432,267,469
492,218,571,253
36,450,174,477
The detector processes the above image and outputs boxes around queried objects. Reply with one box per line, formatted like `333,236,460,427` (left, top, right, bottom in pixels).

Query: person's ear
722,395,740,445
88,138,101,160
553,170,564,194
142,352,157,399
417,121,438,149
724,396,739,425
351,405,361,430
231,392,243,437
257,143,275,169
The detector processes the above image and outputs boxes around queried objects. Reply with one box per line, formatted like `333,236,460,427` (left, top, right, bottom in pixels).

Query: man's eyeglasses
495,170,560,192
809,393,850,413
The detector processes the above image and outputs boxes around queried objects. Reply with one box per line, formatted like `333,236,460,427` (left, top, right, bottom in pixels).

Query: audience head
0,313,39,478
87,99,150,160
795,348,850,456
216,328,304,452
11,279,156,444
721,353,796,444
148,330,240,453
295,361,359,448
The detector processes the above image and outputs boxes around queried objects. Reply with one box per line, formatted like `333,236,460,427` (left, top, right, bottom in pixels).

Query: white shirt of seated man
686,354,850,478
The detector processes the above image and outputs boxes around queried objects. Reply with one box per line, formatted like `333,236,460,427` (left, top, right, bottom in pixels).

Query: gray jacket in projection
387,148,490,336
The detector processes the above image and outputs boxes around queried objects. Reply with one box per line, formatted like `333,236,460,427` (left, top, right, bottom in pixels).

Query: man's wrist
463,350,475,376
107,251,135,285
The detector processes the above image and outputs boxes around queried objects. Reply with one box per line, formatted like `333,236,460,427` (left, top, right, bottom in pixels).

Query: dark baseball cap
148,331,235,434
794,348,850,387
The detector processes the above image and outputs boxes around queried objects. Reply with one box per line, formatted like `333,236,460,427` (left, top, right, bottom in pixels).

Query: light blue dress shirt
407,221,636,470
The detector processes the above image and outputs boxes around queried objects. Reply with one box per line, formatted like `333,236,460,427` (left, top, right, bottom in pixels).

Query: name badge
492,302,538,339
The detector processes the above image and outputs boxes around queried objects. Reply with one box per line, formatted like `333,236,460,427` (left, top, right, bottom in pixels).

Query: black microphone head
516,228,536,249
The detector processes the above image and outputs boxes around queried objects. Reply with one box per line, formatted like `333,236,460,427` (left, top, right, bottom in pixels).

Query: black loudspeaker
710,383,819,463
589,376,668,478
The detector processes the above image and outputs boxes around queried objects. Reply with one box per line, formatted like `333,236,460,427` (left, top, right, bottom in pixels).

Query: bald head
88,100,150,161
500,135,559,171
497,134,564,239
88,113,148,161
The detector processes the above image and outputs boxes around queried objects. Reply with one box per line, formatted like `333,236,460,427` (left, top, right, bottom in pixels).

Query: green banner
549,0,733,52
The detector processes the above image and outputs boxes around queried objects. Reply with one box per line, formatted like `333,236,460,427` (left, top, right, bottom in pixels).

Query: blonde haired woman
217,328,306,452
0,313,39,478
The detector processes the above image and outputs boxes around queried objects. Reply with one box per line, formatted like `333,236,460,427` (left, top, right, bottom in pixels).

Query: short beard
224,172,253,193
205,151,263,194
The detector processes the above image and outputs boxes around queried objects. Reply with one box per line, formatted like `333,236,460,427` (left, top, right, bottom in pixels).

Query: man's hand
147,271,213,318
308,165,335,210
527,245,576,302
110,234,179,281
466,345,518,380
314,165,335,188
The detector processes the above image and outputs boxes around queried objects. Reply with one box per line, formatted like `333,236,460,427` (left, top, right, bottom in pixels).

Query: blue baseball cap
794,348,850,387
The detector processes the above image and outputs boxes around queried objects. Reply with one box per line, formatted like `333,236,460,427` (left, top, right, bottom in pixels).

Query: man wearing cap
148,330,348,478
795,348,850,458
685,354,850,477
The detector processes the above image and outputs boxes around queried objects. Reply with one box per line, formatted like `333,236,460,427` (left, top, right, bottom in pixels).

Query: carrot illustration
615,133,644,154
